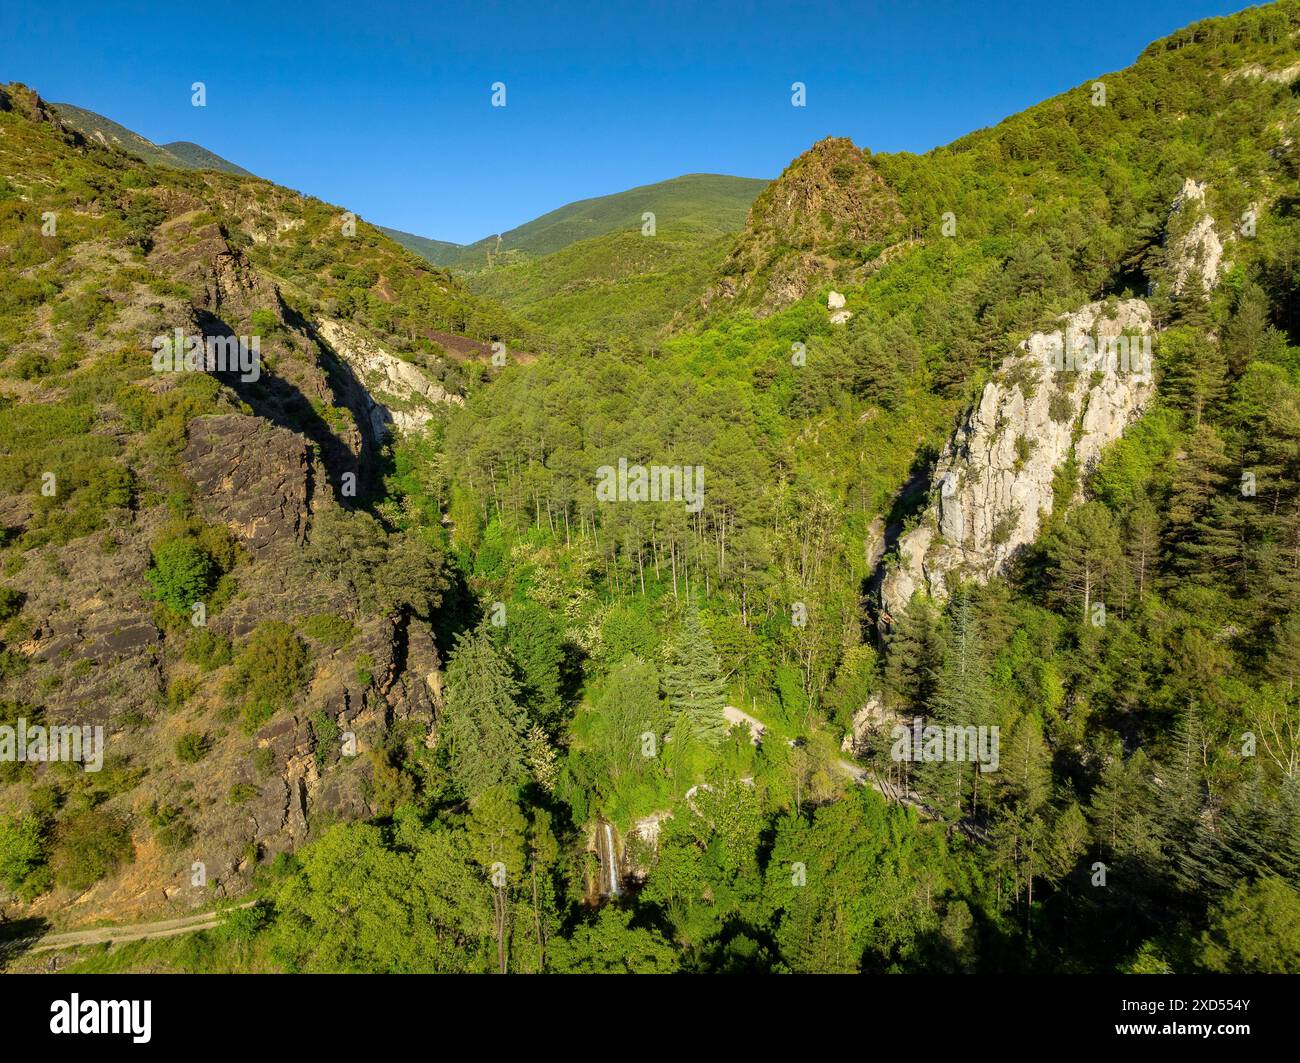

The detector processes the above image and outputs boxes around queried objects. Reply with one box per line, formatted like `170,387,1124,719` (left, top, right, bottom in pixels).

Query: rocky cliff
0,86,484,926
880,299,1156,619
879,178,1230,622
701,137,905,316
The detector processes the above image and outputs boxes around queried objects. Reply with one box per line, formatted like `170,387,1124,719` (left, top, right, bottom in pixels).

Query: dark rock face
183,415,315,554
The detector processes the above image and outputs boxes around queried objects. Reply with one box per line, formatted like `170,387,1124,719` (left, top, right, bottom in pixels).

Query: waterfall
601,820,621,898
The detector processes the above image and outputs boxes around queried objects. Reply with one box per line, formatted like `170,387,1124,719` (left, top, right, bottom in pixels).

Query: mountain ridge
49,102,253,176
390,172,768,269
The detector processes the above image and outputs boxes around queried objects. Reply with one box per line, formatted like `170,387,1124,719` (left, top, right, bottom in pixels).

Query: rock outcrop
881,298,1155,620
827,289,852,324
316,319,462,438
1166,178,1225,295
701,137,903,316
183,415,316,555
879,176,1229,623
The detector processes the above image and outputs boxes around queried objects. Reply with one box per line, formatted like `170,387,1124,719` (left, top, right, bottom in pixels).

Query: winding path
21,900,257,953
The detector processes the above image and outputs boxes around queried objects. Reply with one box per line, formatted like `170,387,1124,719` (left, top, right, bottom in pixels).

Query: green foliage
547,907,679,973
497,600,566,729
5,1,1300,977
184,629,232,671
50,808,133,890
441,627,531,799
145,801,195,851
175,731,209,763
1199,876,1300,973
229,621,310,732
146,538,215,615
662,603,728,744
267,819,493,973
300,612,356,649
310,711,340,771
0,812,50,899
228,783,259,805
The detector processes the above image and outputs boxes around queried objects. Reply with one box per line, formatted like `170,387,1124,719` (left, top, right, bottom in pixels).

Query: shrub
354,652,374,688
185,629,232,671
1048,387,1074,424
310,710,340,770
252,747,275,777
9,351,51,380
146,538,214,615
0,813,49,899
301,612,356,649
145,802,194,851
240,698,276,733
232,621,311,706
167,674,199,709
228,783,259,805
250,308,279,336
221,901,271,942
51,809,133,889
175,732,209,763
0,584,22,622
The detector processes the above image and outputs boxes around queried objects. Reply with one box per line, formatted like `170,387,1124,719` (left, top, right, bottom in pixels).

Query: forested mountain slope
3,1,1300,975
394,172,768,269
0,81,530,928
394,173,771,348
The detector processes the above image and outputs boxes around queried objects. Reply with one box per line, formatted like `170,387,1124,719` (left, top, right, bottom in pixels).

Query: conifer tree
921,590,996,818
662,602,728,744
442,627,531,799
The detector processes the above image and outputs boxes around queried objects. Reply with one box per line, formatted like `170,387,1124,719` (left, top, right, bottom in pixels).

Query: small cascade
596,819,621,898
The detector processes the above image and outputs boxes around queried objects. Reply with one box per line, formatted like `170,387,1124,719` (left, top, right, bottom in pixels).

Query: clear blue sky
2,0,1253,244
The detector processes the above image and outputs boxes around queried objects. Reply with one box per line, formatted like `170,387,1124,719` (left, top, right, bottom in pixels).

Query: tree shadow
0,915,52,970
194,308,374,508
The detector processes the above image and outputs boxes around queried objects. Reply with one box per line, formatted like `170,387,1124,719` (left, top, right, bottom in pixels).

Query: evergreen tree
467,785,528,975
1159,325,1226,427
1043,502,1120,623
1166,424,1229,576
883,594,945,713
662,602,728,744
442,627,531,799
921,590,996,818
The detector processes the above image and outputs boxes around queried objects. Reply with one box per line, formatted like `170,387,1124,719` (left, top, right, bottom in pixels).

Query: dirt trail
24,900,256,953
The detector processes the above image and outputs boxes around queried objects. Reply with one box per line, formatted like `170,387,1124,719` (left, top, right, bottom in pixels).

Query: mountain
0,80,540,928
378,225,465,264
393,172,768,269
699,136,904,317
50,102,253,176
462,227,734,346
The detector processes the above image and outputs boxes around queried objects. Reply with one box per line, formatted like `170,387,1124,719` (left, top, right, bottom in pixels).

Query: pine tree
883,594,945,713
662,602,728,744
1159,325,1226,427
1166,424,1229,577
1157,706,1221,897
442,626,531,799
1044,501,1120,623
1125,494,1162,602
921,590,996,818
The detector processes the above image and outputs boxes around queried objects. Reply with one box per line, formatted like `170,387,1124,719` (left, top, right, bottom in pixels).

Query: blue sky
2,0,1253,243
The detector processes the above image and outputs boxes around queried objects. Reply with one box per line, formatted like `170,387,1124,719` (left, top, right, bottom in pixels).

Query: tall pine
662,601,728,744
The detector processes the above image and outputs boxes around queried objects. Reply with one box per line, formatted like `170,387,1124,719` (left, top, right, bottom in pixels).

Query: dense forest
2,2,1300,975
